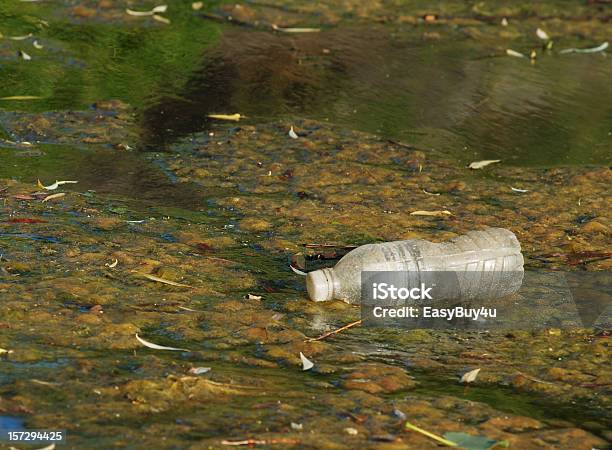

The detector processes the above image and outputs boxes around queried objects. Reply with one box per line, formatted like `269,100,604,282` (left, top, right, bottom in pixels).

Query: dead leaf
38,179,78,190
135,333,190,352
536,28,550,40
468,160,501,169
289,126,299,139
272,24,320,33
153,14,171,24
41,192,66,202
460,368,481,383
0,95,42,100
560,41,608,54
105,259,118,268
126,5,167,16
207,113,242,121
506,49,526,58
410,210,452,217
138,272,191,288
300,352,314,371
188,367,211,375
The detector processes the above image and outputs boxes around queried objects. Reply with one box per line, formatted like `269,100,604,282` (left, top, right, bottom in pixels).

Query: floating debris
105,259,118,268
126,5,167,16
153,14,171,25
135,333,190,352
207,113,242,121
9,33,33,41
41,192,66,202
289,265,307,276
468,159,501,169
460,368,481,383
511,186,529,193
245,293,262,300
18,50,32,61
410,210,452,217
422,188,440,196
299,352,314,371
138,272,191,288
536,28,550,41
306,319,362,342
33,40,43,49
38,179,78,190
0,95,42,100
506,49,527,58
405,422,457,447
289,126,299,139
272,24,320,33
559,41,608,54
221,438,300,446
188,367,211,375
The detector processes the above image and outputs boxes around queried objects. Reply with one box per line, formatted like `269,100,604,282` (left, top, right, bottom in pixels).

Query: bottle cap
306,268,334,301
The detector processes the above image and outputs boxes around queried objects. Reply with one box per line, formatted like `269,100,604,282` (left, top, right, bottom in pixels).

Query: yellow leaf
0,95,43,100
468,160,501,169
410,210,453,217
138,272,191,288
207,113,242,121
41,192,66,202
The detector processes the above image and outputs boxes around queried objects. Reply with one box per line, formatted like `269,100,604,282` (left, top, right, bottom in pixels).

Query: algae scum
0,1,611,449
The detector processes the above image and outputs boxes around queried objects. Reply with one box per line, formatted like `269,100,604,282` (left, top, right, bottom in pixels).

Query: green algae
0,1,610,449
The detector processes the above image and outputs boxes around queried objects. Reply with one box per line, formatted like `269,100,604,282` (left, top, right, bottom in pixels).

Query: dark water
1,4,610,171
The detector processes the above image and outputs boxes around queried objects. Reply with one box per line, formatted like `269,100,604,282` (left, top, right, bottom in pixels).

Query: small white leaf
290,422,303,430
9,33,33,41
289,265,307,276
289,126,299,139
410,210,452,217
245,293,262,300
135,333,190,352
501,17,508,27
192,2,203,10
536,28,550,41
207,113,242,121
153,14,171,24
506,49,526,58
105,259,118,268
272,24,320,33
344,427,358,435
38,179,78,190
510,186,529,193
41,192,65,202
559,41,608,54
33,40,44,49
300,352,314,371
188,367,211,375
468,159,501,169
460,368,481,383
19,50,32,61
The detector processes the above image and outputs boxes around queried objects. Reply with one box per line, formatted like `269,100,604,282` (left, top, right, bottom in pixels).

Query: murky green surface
0,1,611,449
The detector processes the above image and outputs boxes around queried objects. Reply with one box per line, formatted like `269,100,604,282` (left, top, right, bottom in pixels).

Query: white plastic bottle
306,228,524,304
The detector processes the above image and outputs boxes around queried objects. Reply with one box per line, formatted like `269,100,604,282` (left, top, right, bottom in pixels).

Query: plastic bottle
306,228,524,304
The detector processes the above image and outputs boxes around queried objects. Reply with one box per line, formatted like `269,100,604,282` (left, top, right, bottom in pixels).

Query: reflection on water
143,26,612,166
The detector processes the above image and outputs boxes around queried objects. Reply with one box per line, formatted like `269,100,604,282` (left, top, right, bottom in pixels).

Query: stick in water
306,319,362,342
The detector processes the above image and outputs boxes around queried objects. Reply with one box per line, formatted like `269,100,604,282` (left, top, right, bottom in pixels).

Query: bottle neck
306,267,337,301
